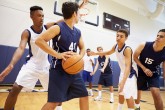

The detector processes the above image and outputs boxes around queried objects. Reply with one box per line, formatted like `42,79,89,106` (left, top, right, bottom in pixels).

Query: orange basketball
62,54,84,74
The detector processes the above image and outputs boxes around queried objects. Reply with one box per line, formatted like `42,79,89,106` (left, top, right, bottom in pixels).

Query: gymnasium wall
0,0,165,86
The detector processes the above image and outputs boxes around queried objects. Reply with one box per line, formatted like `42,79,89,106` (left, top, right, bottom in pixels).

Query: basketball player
35,1,89,110
0,6,63,110
91,46,114,103
91,29,137,110
134,29,165,110
82,48,94,96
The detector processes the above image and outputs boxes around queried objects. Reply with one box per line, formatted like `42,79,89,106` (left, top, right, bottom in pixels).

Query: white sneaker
94,96,102,101
110,97,114,103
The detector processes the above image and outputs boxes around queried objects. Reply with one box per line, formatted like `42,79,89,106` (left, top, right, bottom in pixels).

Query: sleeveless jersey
115,44,136,78
51,21,81,68
25,25,50,70
98,56,112,74
138,42,165,76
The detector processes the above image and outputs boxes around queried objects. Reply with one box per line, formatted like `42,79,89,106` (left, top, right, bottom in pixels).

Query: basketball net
79,7,90,22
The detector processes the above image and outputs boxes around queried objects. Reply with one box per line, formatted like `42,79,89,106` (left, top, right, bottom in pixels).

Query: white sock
128,109,134,110
56,106,62,110
117,103,123,110
110,93,114,98
98,91,102,97
90,89,93,95
135,103,140,108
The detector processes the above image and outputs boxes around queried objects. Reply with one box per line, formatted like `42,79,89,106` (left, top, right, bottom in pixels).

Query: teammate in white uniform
0,6,62,110
91,29,137,110
82,48,94,96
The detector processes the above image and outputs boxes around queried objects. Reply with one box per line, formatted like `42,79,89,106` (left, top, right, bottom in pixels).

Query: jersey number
69,42,76,51
145,58,154,64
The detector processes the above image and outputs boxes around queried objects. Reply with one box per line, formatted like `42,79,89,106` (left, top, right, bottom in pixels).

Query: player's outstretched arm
0,30,29,82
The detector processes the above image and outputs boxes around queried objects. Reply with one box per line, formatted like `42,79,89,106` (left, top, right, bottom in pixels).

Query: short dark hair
30,6,43,15
117,29,128,37
158,29,165,33
62,1,79,19
86,48,91,51
97,46,103,51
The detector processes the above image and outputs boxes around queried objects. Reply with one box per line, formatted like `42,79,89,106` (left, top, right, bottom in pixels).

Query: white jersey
25,25,49,70
83,54,94,72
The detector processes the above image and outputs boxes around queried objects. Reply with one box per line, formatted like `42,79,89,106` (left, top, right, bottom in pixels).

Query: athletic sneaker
94,96,102,101
109,97,114,103
135,107,140,110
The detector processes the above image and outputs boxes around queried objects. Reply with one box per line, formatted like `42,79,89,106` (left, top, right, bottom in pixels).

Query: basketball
62,54,84,74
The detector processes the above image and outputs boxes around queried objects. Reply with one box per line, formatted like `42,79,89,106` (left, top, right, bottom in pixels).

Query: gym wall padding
0,45,164,88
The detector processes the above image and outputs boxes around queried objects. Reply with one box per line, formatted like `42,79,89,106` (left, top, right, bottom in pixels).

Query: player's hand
57,51,76,60
0,65,13,82
90,72,94,76
99,68,104,73
118,81,124,94
144,68,153,77
83,0,89,3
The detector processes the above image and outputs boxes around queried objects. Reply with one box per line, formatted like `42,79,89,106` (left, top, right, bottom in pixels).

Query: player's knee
10,83,22,95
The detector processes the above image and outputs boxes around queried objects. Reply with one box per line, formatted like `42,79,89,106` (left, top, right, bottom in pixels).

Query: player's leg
134,90,141,110
80,96,89,110
94,84,102,101
87,71,93,96
117,95,125,110
39,70,63,110
41,102,61,110
4,83,23,110
126,96,135,110
150,87,163,110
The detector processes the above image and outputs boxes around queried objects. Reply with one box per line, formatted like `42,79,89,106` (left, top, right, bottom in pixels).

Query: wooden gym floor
0,86,165,110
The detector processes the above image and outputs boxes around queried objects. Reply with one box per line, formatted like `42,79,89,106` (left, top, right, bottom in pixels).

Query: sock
117,103,123,110
135,103,140,108
110,93,114,98
128,109,134,110
56,106,62,110
98,91,102,97
89,89,93,95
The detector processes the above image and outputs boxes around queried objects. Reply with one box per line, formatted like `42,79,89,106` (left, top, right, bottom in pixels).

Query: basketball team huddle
0,0,165,110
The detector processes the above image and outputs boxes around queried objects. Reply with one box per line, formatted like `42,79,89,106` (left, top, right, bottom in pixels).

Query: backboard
54,0,99,26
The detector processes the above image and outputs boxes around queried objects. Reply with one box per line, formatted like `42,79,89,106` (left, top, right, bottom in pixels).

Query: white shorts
119,74,137,99
15,65,49,91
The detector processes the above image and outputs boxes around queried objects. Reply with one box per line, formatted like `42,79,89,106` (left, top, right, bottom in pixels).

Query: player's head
97,46,103,52
62,1,80,23
30,6,44,27
86,48,91,56
155,29,165,46
116,29,128,44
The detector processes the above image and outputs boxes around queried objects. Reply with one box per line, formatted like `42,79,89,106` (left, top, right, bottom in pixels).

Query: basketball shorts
119,74,137,99
82,70,93,83
48,66,88,102
98,73,113,87
137,74,160,90
15,65,49,91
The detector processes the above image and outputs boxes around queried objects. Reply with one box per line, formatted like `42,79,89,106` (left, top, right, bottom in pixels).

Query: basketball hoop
79,7,90,22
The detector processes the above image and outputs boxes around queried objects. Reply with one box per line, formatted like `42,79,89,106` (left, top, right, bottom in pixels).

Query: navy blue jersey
138,42,165,76
98,56,112,74
51,22,81,68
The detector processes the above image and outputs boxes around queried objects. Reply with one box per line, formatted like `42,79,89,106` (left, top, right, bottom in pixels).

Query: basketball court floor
0,87,165,110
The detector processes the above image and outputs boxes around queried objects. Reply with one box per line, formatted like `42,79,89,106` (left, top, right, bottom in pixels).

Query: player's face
86,50,90,55
31,10,44,27
75,10,80,23
116,32,127,44
97,48,103,52
155,32,165,45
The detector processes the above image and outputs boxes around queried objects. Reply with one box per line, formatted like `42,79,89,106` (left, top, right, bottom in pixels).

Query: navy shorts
82,70,93,83
98,73,113,87
48,66,88,102
137,74,160,90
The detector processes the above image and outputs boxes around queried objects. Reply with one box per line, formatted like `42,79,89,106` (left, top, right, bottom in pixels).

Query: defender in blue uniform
91,46,114,103
35,1,88,110
134,29,165,110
